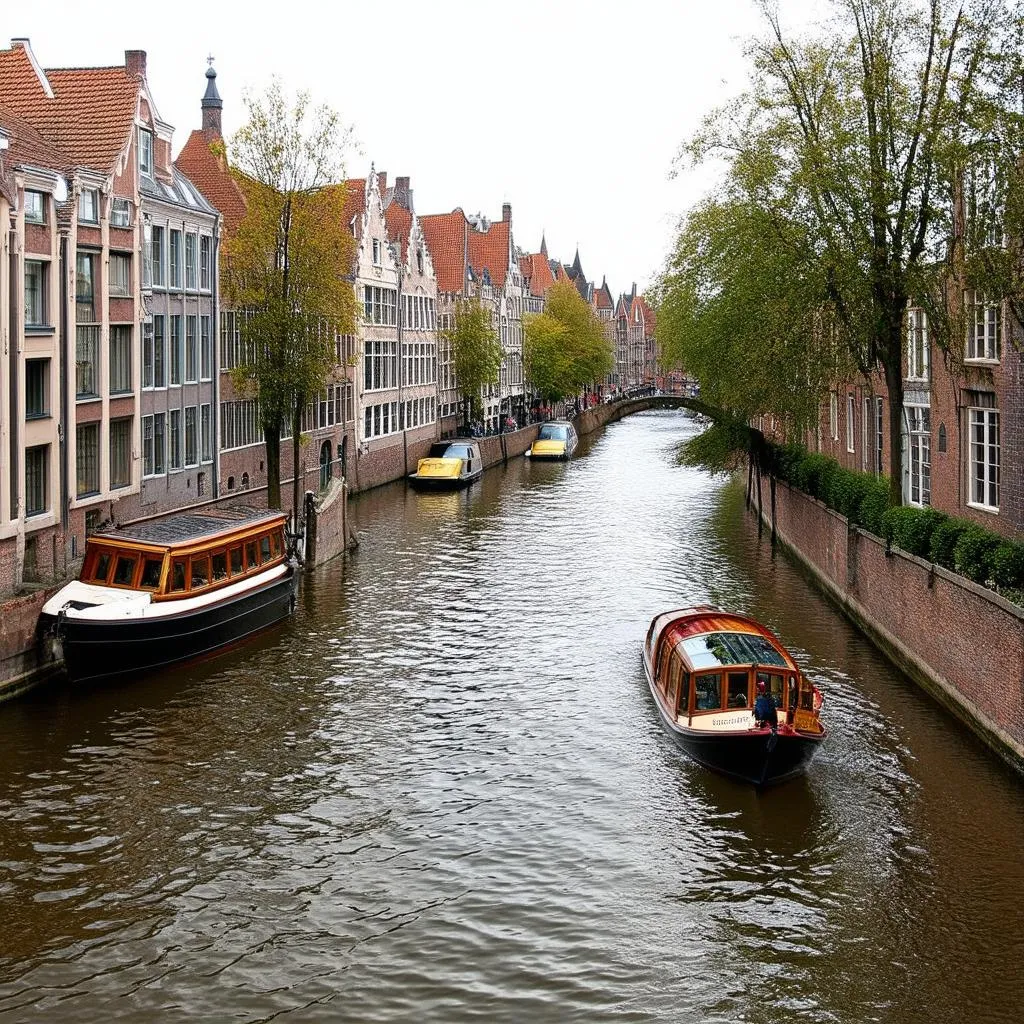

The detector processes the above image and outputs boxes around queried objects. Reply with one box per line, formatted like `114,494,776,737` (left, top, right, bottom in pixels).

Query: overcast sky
7,0,828,297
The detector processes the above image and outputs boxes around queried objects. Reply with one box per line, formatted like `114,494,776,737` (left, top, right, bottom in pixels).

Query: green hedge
767,443,1024,595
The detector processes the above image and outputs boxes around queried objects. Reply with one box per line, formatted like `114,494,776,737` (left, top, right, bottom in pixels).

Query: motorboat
408,440,483,490
39,506,297,684
642,605,826,785
526,420,578,461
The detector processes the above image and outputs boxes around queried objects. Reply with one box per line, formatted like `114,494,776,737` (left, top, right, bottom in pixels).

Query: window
110,325,132,394
191,556,209,590
138,128,153,176
170,316,183,385
151,226,165,286
829,392,838,440
154,316,166,388
969,407,999,510
109,253,131,297
140,557,163,590
26,359,49,418
966,293,1001,361
143,222,152,289
142,321,154,389
24,260,46,326
907,308,929,380
363,339,398,390
875,397,884,475
171,559,187,592
372,238,381,265
142,412,166,477
220,400,262,450
110,417,132,488
25,190,45,223
185,234,197,290
862,397,871,472
75,252,95,321
78,189,99,224
76,423,99,496
846,395,855,453
906,405,931,507
111,198,131,228
201,404,212,461
169,230,182,288
169,409,182,469
76,326,100,398
362,286,398,326
185,316,198,382
200,316,212,379
25,445,48,516
200,236,211,290
694,673,722,711
154,412,165,474
185,406,197,466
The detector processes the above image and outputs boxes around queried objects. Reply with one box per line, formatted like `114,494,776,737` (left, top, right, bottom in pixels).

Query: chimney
502,202,511,223
377,171,387,196
125,50,147,81
201,61,223,136
394,176,410,207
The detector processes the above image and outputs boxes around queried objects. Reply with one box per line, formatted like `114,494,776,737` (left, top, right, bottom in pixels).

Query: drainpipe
58,232,69,536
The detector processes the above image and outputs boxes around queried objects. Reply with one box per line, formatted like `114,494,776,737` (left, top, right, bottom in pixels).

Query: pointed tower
540,232,548,257
201,58,223,136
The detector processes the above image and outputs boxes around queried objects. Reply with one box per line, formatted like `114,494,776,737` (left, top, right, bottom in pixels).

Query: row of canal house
0,38,657,601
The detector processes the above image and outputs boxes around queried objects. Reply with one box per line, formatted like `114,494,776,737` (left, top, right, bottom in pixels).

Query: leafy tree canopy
445,298,502,422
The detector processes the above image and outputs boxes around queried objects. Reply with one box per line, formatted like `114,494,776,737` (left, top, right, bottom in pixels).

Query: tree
223,80,357,516
667,0,1024,504
524,281,613,402
443,298,502,427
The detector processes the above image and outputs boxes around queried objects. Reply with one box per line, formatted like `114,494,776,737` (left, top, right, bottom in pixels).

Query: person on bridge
754,680,778,731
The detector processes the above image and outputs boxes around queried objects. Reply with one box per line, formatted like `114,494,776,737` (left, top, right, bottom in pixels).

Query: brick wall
760,479,1024,771
0,587,62,700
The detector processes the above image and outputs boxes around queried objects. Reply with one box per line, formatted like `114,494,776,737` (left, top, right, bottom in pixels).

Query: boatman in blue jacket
754,680,778,731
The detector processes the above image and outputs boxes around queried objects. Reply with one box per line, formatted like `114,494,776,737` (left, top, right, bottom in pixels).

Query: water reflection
0,410,1021,1022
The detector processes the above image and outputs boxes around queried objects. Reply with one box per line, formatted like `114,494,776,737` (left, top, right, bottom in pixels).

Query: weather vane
207,54,215,67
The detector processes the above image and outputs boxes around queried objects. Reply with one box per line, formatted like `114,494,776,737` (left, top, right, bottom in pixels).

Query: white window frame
907,307,929,380
965,292,1001,362
968,407,1000,512
24,190,45,224
846,394,855,453
78,189,99,224
138,128,153,177
829,392,838,441
905,404,931,508
111,197,132,228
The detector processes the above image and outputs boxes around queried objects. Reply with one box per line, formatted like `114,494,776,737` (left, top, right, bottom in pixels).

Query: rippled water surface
1,410,1022,1023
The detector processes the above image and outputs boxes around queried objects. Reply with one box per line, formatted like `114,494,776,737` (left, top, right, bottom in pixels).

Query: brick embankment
756,479,1024,774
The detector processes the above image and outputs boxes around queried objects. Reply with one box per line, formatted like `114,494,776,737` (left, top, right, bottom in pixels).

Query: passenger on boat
754,681,778,731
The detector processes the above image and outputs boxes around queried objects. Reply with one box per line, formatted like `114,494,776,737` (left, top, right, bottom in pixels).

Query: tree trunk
265,426,282,509
882,343,905,508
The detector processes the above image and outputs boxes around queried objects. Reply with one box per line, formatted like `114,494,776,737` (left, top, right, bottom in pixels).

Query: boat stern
529,439,567,460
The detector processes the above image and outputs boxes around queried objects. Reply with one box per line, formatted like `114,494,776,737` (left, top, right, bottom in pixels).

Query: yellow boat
408,441,484,490
526,420,578,461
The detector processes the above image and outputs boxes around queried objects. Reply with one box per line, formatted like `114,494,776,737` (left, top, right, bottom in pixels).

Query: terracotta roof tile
175,129,248,233
0,104,68,169
520,251,556,297
420,210,469,293
384,202,412,261
468,218,510,288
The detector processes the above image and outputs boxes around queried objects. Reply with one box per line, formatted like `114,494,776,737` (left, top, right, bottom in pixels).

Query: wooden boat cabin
40,506,297,684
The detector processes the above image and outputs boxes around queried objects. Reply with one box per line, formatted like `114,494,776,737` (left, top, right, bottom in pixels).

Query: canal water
0,409,1021,1023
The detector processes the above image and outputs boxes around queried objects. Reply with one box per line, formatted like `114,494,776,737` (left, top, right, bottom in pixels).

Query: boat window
90,551,112,584
667,653,684,710
270,531,282,557
171,559,187,593
190,556,210,590
112,554,137,587
444,445,472,461
727,672,749,708
212,551,228,581
538,424,568,441
694,672,722,711
681,631,788,669
788,676,799,710
139,557,163,590
799,677,815,711
245,541,259,570
229,546,243,575
757,671,786,708
260,535,272,562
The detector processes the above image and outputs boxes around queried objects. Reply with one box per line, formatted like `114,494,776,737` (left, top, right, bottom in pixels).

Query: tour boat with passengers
39,506,298,684
642,606,826,785
526,420,578,461
408,440,484,490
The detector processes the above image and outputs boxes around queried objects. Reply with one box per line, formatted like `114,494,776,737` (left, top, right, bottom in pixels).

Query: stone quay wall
757,479,1024,773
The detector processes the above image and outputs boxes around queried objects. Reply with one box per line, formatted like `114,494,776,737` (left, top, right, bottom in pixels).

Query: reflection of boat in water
39,507,297,684
526,420,578,461
408,441,483,490
642,605,826,786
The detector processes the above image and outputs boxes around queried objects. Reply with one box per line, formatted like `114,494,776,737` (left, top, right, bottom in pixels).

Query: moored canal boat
39,506,298,684
408,441,483,490
526,420,578,461
642,605,826,785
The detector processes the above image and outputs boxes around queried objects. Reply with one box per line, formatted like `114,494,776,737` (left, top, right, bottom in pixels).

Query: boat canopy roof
650,606,796,672
538,423,570,440
92,505,286,550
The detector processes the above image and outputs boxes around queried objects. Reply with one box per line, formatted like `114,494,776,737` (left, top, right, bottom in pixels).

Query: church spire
201,57,223,136
539,231,548,257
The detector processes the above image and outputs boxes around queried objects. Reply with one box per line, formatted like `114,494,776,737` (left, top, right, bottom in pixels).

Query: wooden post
756,458,763,540
770,473,777,551
303,490,317,567
746,456,754,510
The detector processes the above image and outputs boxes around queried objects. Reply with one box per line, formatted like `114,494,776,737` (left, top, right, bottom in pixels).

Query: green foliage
881,506,946,558
792,454,833,500
857,479,891,536
524,282,613,402
954,526,1002,585
444,298,501,422
676,419,753,474
991,542,1024,591
929,518,972,570
825,468,874,523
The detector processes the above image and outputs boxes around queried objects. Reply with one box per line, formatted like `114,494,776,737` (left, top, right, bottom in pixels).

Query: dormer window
111,198,132,228
25,190,45,224
138,128,154,177
78,189,99,224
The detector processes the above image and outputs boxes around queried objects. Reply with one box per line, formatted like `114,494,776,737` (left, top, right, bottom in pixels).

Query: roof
175,129,248,233
420,210,469,293
384,201,412,261
593,277,614,310
468,217,510,287
97,505,285,547
0,45,141,172
0,103,67,170
141,163,216,216
519,251,556,297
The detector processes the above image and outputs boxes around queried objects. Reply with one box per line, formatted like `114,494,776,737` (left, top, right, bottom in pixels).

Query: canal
0,409,1021,1023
